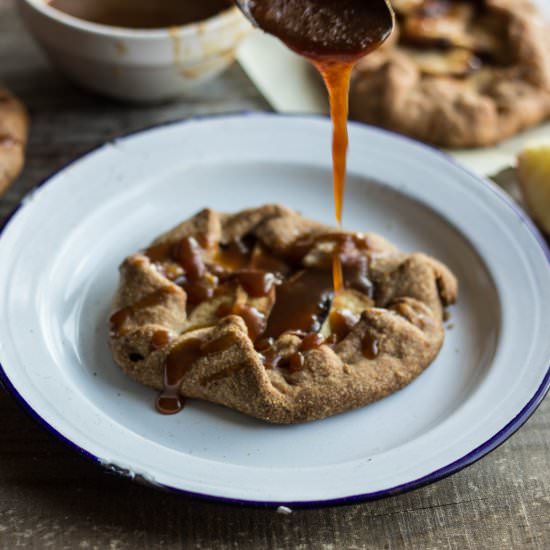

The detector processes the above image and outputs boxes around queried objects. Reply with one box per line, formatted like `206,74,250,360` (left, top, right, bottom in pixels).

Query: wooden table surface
1,1,549,548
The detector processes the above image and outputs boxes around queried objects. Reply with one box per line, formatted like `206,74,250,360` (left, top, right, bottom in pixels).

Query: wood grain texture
0,0,549,548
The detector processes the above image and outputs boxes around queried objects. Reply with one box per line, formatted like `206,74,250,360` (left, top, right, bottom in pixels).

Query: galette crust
110,206,458,423
0,86,28,194
350,0,550,148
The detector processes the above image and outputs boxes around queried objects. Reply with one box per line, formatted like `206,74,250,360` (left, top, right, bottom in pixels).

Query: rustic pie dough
0,86,28,194
350,0,550,148
109,205,457,424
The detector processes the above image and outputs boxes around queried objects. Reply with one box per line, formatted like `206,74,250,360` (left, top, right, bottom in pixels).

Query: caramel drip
329,309,360,342
109,286,177,336
174,236,206,280
151,329,172,349
156,337,203,415
262,331,327,372
300,332,325,351
233,269,277,298
255,337,274,353
344,256,373,296
362,332,380,359
217,302,266,342
284,232,373,295
250,245,290,275
232,303,266,342
215,239,251,271
286,352,305,372
332,252,345,297
315,61,353,228
263,269,333,339
315,60,354,294
156,332,236,414
262,346,283,369
162,264,184,281
183,277,217,305
144,241,173,263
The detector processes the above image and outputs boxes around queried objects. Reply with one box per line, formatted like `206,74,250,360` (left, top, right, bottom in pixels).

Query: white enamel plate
1,114,549,507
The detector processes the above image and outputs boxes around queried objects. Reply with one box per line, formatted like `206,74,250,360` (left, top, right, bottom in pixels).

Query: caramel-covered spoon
235,0,394,61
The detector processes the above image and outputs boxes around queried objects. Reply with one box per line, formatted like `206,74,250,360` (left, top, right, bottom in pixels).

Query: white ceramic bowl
19,0,252,102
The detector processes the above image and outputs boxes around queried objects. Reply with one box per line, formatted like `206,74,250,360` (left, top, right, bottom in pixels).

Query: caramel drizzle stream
314,60,354,294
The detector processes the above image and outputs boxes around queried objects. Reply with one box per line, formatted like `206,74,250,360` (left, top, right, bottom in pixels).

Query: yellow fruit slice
517,143,550,234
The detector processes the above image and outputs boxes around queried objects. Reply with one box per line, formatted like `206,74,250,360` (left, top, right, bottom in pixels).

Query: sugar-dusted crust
0,86,28,194
109,205,457,424
350,0,550,148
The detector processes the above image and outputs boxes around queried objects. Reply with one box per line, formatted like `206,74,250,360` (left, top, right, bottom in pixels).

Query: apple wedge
517,143,550,235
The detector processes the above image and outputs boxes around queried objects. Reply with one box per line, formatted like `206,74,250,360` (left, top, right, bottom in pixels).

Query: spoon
235,0,395,61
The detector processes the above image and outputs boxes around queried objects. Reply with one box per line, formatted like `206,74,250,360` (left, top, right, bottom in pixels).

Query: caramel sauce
173,237,206,280
215,239,251,271
300,333,325,351
170,237,221,305
144,241,173,263
261,346,283,369
182,277,218,305
261,331,327,372
151,329,172,349
329,309,360,341
216,302,234,318
162,263,184,281
232,303,266,342
263,269,333,339
330,233,373,296
250,245,290,275
156,337,203,414
320,58,367,294
48,0,231,29
344,256,373,297
316,61,354,229
288,228,369,256
255,337,275,353
284,332,328,373
286,352,305,372
362,332,380,359
217,302,266,342
233,270,277,298
110,286,177,336
156,332,236,414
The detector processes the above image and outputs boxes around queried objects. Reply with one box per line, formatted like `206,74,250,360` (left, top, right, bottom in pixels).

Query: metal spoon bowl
235,0,395,60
